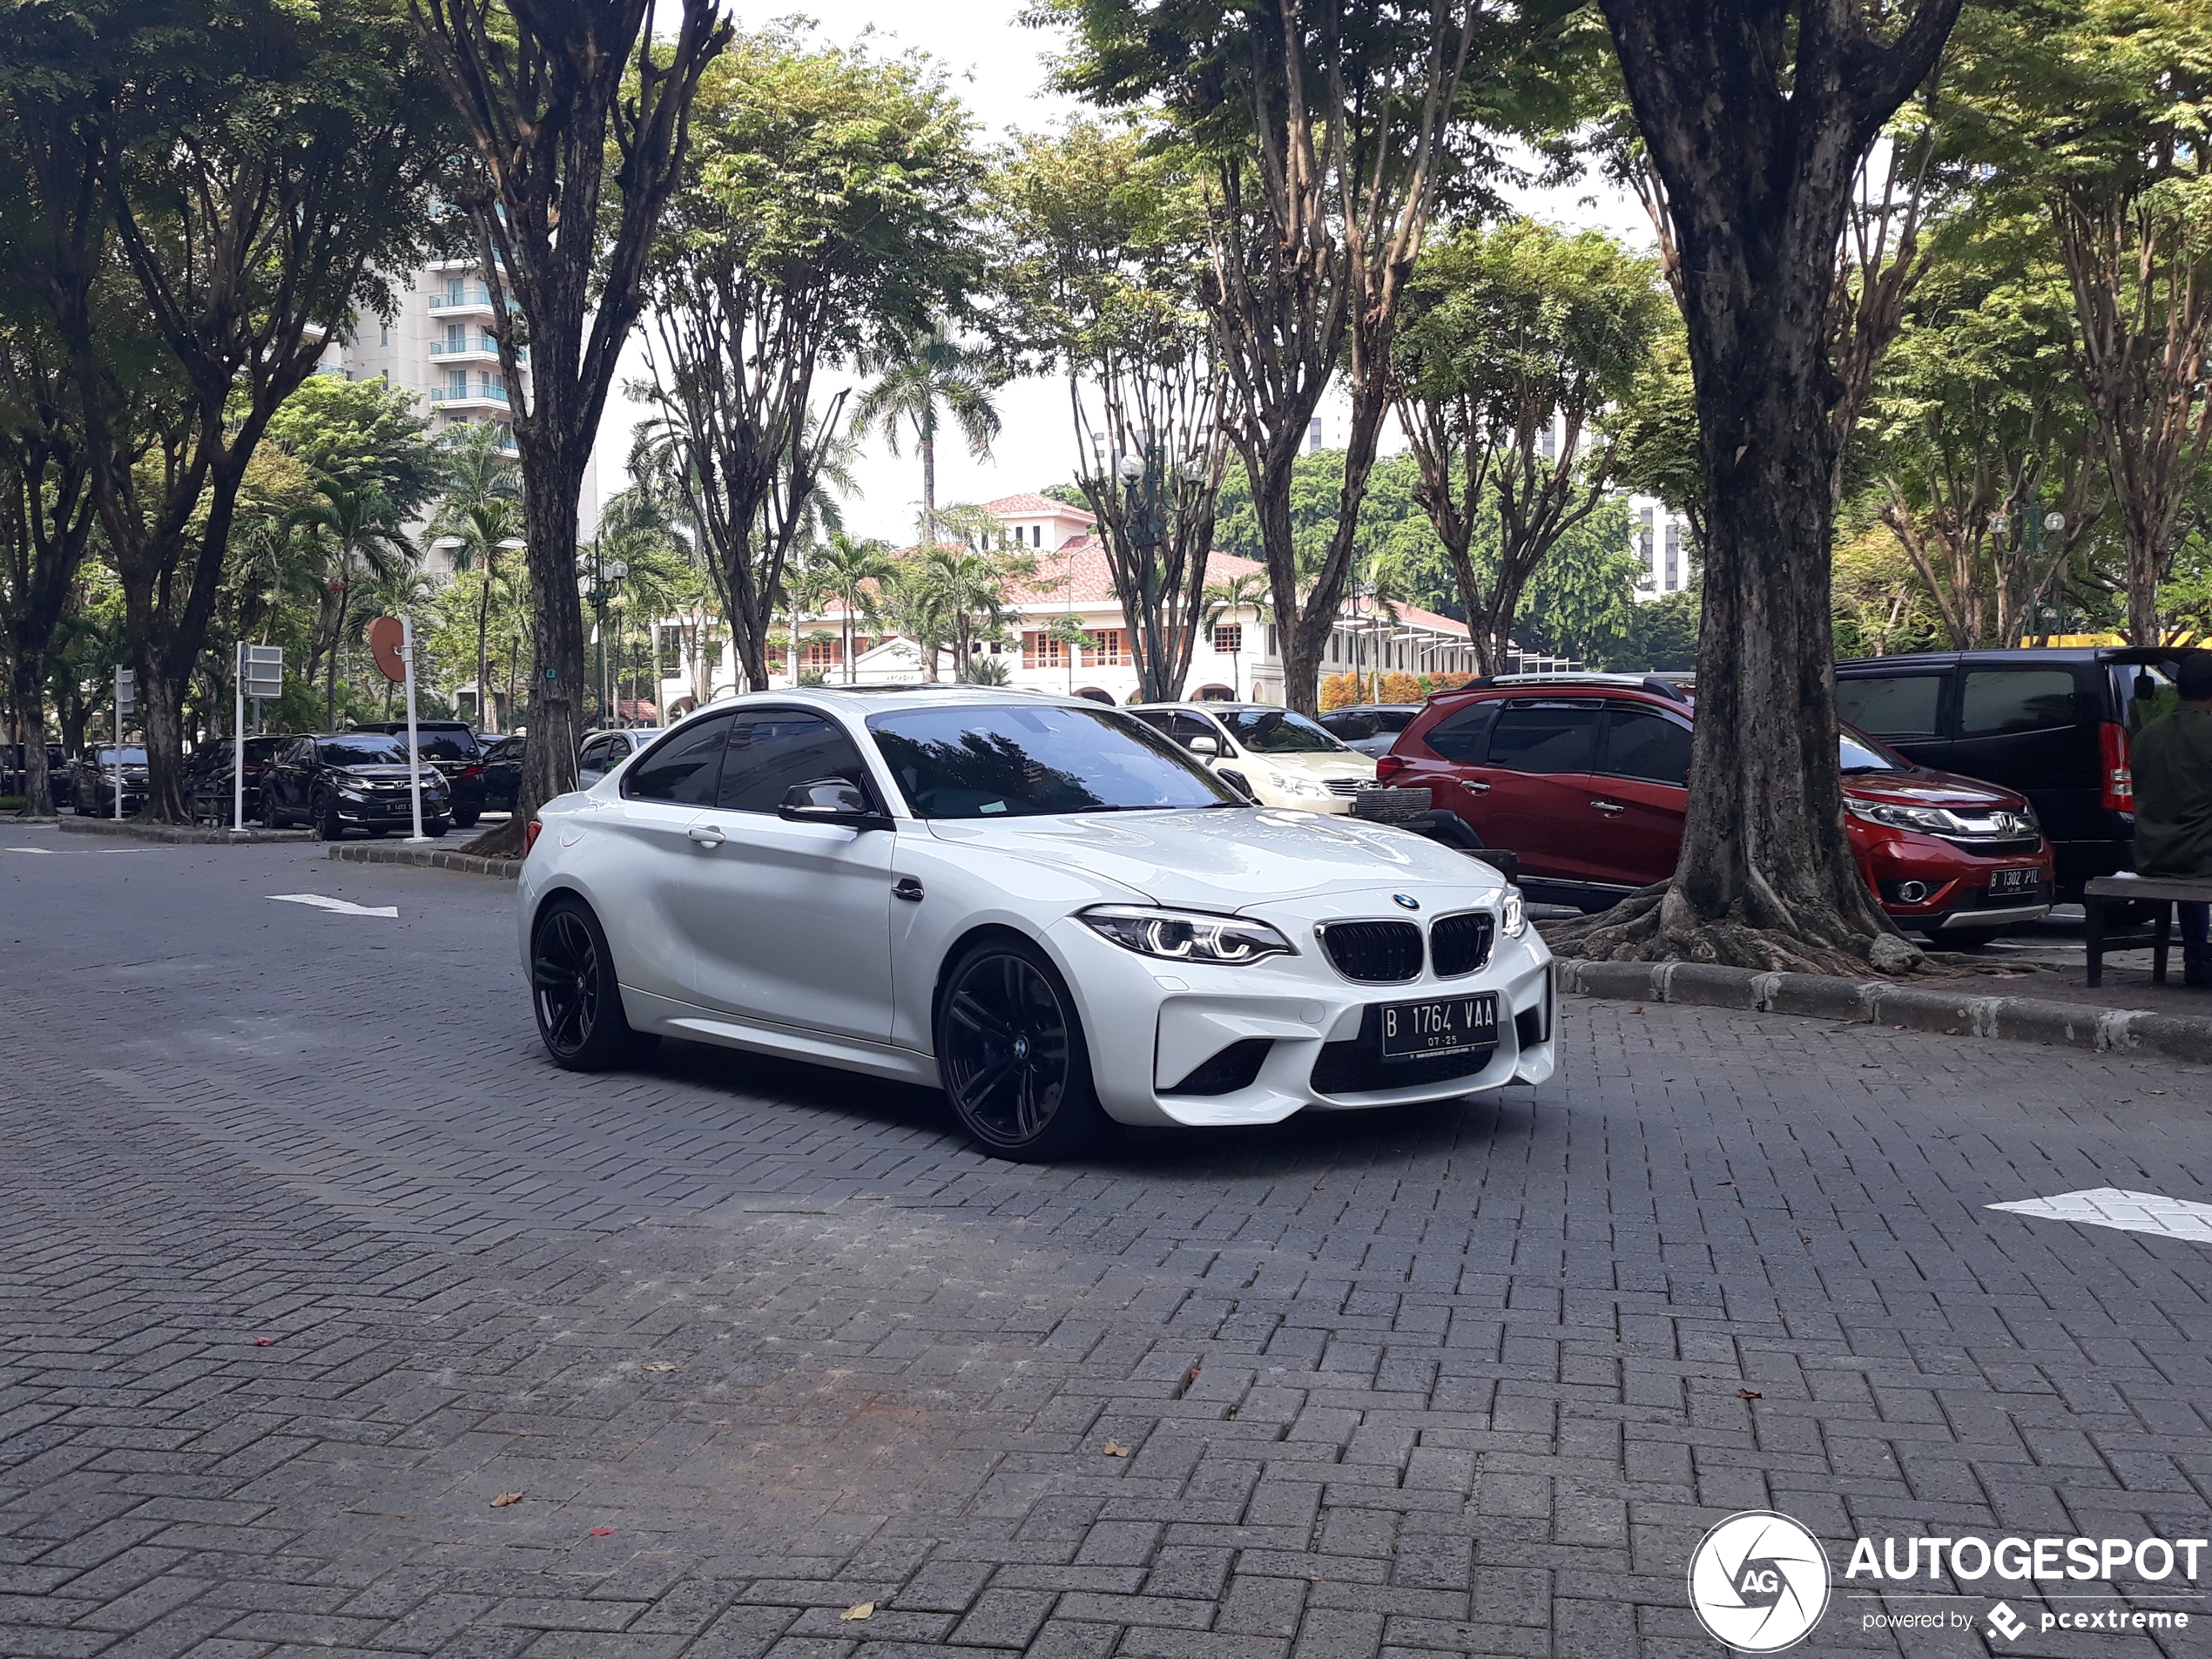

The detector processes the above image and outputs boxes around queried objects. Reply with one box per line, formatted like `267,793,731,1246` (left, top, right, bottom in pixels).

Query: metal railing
429,336,526,362
428,286,496,312
430,381,509,406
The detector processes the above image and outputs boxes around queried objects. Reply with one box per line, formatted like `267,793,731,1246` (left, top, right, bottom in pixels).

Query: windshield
1839,726,1909,773
402,733,476,762
318,736,412,767
868,703,1239,819
1221,707,1350,754
93,748,148,765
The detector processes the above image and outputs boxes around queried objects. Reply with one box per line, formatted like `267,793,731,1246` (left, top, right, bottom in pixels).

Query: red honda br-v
1379,678,2054,947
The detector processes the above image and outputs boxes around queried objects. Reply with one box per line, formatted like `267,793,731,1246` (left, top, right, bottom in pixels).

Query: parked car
1126,702,1377,811
362,720,488,826
518,689,1554,1159
481,735,525,814
577,727,663,788
69,746,150,816
1320,705,1424,759
1,743,72,806
1379,677,2054,946
259,732,451,840
185,735,289,825
1834,646,2183,900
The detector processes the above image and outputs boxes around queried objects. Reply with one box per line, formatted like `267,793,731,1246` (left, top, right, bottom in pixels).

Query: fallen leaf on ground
1739,1389,1763,1400
1103,1440,1130,1458
840,1602,874,1622
589,1527,616,1537
253,1337,277,1346
489,1493,523,1507
2149,1089,2168,1096
639,1362,682,1372
1945,1027,1962,1035
1716,1181,1735,1187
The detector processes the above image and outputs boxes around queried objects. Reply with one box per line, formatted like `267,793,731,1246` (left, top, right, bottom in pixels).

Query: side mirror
779,778,891,831
1188,734,1220,756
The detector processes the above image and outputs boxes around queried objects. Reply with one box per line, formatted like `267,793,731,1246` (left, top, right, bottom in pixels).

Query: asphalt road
3,832,2209,1658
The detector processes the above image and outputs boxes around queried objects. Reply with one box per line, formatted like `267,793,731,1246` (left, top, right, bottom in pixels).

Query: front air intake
1316,919,1424,982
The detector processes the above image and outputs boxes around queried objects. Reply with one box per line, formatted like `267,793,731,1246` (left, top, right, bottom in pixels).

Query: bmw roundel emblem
1393,894,1420,910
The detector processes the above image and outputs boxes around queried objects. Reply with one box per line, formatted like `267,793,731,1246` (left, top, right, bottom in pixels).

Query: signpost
235,644,283,831
367,616,428,842
112,668,133,819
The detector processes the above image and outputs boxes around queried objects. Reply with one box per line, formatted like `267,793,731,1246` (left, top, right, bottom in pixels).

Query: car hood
925,806,1500,908
1842,767,2027,810
336,764,444,783
1239,751,1377,780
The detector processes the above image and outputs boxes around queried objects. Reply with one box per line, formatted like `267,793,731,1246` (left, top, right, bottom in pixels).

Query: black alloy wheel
935,938,1109,1161
530,896,653,1071
455,807,481,829
315,790,345,841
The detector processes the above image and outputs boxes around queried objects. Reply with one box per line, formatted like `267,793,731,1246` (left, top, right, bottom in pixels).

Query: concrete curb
1553,957,2212,1066
56,817,314,846
328,843,519,880
6,815,62,826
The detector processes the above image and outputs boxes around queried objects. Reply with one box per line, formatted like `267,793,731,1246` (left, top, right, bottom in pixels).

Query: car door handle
893,875,924,902
1589,799,1625,815
1461,780,1491,793
686,824,726,846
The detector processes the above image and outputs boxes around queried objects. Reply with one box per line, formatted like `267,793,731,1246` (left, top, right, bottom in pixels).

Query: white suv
1126,702,1378,812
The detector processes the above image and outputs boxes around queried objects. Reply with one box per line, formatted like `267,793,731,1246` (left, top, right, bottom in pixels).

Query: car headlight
1844,798,1965,834
1079,905,1295,965
1271,772,1324,798
1501,887,1526,938
337,786,367,801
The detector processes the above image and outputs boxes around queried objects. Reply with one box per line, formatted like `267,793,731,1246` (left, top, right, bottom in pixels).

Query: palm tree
917,546,1017,682
1202,570,1271,700
430,423,523,732
290,476,416,727
817,532,895,683
852,322,1001,551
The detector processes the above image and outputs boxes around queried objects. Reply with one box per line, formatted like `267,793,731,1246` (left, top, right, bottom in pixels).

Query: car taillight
524,819,543,856
1376,754,1406,783
457,764,485,780
2100,722,2134,812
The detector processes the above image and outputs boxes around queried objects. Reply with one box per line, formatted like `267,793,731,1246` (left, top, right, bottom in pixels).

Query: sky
591,0,1649,547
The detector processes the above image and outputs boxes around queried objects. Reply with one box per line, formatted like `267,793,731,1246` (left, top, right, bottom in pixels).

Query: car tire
426,819,449,838
455,807,480,828
530,895,654,1071
316,792,345,841
934,935,1111,1162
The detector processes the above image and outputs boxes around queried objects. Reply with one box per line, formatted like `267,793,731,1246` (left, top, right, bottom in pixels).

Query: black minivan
1834,646,2186,900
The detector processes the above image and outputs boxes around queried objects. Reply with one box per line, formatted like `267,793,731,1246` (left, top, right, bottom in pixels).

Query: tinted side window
1421,703,1496,764
624,713,732,805
1487,705,1600,773
578,738,610,770
1603,708,1693,786
717,712,872,813
1170,713,1219,750
1836,674,1945,738
1959,669,2079,736
1323,711,1379,740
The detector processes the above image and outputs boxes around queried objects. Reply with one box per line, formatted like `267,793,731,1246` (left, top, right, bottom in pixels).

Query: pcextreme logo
1688,1511,1832,1652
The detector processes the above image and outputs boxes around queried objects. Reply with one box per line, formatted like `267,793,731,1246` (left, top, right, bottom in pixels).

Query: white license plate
1379,993,1498,1061
1989,869,2036,895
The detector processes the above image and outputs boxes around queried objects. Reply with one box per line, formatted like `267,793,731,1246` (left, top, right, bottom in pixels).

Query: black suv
260,732,451,839
1835,646,2185,899
362,720,487,826
1319,705,1423,759
68,746,149,815
480,734,525,814
185,735,290,825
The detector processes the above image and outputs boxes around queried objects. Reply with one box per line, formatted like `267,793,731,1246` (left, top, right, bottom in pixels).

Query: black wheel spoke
944,951,1074,1147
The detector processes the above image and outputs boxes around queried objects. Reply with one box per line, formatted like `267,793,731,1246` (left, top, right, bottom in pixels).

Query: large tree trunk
509,465,589,829
1555,0,1962,974
12,654,51,816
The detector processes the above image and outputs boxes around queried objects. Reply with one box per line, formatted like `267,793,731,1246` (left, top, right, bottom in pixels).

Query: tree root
1541,880,1940,978
461,815,527,859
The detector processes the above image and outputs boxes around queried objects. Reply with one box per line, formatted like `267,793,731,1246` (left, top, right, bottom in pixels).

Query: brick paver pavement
2,835,2209,1658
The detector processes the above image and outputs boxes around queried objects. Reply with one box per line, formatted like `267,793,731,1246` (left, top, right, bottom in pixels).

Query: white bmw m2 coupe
519,688,1554,1159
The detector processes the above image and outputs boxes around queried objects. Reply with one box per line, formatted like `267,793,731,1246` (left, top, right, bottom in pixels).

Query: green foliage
262,375,442,516
1602,326,1702,533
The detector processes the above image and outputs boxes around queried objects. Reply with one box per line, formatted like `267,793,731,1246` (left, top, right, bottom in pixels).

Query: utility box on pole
235,645,283,831
112,669,134,819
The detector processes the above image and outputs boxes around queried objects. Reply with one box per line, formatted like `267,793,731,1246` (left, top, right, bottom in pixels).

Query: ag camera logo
1688,1511,1831,1651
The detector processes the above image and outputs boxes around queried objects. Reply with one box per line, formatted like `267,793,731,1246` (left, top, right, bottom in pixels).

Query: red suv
1379,677,2055,946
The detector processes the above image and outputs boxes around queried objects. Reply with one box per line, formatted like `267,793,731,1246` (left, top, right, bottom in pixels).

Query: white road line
1988,1187,2212,1244
267,894,399,918
3,846,60,854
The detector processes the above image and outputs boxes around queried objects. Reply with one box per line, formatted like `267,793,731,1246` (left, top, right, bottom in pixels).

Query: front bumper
333,794,449,825
1045,894,1556,1129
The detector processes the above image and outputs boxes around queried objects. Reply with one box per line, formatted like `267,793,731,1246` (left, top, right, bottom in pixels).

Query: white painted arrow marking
267,893,398,918
1988,1187,2212,1244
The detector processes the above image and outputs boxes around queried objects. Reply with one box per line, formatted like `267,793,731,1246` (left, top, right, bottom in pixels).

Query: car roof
1126,701,1286,715
1327,704,1423,714
683,686,1102,723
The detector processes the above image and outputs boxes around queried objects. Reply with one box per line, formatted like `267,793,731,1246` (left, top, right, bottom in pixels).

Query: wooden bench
2081,874,2212,987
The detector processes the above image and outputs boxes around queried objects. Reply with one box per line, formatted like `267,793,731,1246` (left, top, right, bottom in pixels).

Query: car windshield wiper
1062,803,1181,814
1840,765,1902,774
